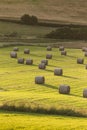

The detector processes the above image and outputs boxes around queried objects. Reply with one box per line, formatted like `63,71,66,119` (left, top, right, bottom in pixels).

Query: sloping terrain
0,0,87,24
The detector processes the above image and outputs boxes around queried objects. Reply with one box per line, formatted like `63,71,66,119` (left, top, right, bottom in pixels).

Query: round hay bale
46,54,52,59
59,46,64,51
83,89,87,98
26,59,33,65
41,60,48,65
13,47,19,51
61,51,67,56
85,64,87,69
39,63,46,69
59,84,70,94
77,58,84,64
82,47,87,52
18,58,24,64
35,76,45,84
10,51,17,58
24,49,30,54
84,52,87,57
47,46,52,51
54,68,63,76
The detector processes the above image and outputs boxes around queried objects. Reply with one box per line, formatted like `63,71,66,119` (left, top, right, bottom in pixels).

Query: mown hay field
0,45,87,129
0,45,87,112
0,111,87,130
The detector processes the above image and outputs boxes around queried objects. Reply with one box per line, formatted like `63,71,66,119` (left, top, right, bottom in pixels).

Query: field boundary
0,103,86,117
0,16,87,28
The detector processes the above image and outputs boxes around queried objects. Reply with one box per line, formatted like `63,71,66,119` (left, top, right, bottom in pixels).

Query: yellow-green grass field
0,45,87,113
0,111,87,130
0,45,87,129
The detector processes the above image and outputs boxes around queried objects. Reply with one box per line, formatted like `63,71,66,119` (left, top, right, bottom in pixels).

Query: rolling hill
0,0,87,24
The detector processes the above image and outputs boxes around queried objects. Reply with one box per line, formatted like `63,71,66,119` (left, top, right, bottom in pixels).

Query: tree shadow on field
41,84,58,90
63,75,79,79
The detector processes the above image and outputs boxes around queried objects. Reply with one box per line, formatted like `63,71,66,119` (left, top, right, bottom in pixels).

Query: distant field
0,45,87,116
0,111,87,130
0,21,57,44
0,0,87,24
0,21,55,37
0,21,87,48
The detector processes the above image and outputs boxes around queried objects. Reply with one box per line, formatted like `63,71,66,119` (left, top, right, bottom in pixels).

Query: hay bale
24,49,30,54
61,51,67,56
41,60,48,65
82,47,87,52
54,68,63,76
77,58,84,64
59,46,64,51
39,63,46,69
10,51,17,58
26,59,33,65
59,84,70,94
47,46,52,51
85,64,87,69
84,52,87,57
35,76,45,84
18,58,24,64
13,47,19,51
83,89,87,98
46,54,52,59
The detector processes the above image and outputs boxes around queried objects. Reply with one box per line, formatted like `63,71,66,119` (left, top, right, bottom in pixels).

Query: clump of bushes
46,26,87,40
21,14,38,25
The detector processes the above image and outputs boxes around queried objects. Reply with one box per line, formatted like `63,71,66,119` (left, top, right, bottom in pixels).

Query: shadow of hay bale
41,84,57,90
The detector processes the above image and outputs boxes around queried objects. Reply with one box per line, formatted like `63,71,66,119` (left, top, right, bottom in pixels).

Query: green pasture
0,21,55,37
0,45,87,113
0,111,87,130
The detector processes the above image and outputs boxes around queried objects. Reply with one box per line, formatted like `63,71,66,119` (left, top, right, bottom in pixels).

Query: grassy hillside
0,21,54,37
0,111,87,130
0,21,87,49
0,45,87,116
0,0,87,24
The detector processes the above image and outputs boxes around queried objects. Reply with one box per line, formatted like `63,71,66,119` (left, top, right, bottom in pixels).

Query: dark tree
21,14,38,25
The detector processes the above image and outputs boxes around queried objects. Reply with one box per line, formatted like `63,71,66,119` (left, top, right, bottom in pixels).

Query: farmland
0,0,87,25
0,45,87,112
0,0,87,128
0,111,87,130
0,17,87,129
0,45,87,129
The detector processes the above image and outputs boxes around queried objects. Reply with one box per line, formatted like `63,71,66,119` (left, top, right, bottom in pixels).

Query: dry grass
0,0,87,24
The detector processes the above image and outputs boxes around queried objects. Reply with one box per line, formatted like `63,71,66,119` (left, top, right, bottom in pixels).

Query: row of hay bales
77,47,87,69
36,46,68,95
10,46,87,98
47,45,67,56
10,48,63,75
37,46,87,98
10,47,33,65
35,76,87,98
35,76,70,94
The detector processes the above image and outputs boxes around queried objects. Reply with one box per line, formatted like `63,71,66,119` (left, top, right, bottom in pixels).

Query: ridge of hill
0,0,87,25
